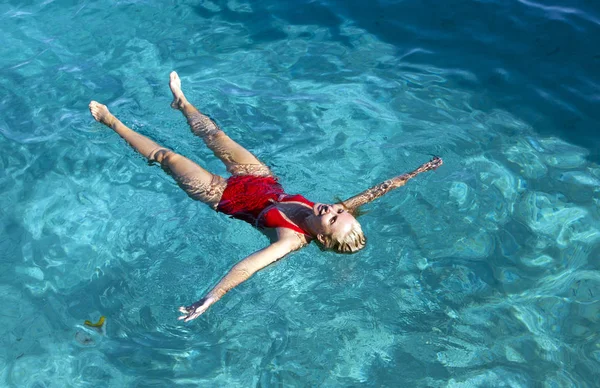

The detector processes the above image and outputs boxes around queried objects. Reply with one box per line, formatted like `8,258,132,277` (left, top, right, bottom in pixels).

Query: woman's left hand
178,297,215,322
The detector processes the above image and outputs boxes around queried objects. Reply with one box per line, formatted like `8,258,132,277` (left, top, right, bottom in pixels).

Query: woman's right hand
178,296,215,322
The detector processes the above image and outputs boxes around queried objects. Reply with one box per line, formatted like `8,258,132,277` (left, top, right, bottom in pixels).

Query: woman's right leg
89,101,226,208
168,71,273,177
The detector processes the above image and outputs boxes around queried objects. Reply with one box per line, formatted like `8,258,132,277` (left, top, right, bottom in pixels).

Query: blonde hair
321,219,367,254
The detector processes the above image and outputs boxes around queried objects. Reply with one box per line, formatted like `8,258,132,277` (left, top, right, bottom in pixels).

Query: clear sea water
1,0,599,386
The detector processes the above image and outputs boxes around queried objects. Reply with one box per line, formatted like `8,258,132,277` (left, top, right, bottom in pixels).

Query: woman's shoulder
275,227,311,250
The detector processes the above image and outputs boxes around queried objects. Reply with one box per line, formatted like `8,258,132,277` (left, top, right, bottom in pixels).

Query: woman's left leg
89,101,226,208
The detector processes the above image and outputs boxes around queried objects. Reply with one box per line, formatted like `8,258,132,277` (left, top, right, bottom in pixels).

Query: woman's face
310,203,356,239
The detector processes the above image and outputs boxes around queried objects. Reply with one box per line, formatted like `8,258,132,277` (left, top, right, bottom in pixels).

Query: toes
88,101,113,124
89,101,101,112
89,102,99,119
88,101,104,119
169,71,182,94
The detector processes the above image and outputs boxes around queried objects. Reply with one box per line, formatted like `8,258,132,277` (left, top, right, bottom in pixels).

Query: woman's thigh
155,149,227,209
204,131,275,177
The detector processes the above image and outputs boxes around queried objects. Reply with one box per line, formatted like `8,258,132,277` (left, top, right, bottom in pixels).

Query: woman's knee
149,148,175,164
188,113,221,137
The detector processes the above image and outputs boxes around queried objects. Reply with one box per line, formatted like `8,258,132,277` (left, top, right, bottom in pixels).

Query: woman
89,72,443,322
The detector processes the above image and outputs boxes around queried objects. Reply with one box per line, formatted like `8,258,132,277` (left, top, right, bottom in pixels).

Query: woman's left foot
89,101,116,127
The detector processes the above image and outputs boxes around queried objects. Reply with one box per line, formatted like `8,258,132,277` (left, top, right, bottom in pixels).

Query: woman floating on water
89,72,442,322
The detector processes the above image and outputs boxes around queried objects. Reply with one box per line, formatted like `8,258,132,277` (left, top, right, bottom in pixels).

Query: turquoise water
1,0,599,386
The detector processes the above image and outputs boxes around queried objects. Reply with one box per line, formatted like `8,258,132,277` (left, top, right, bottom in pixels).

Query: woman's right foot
169,71,187,110
89,101,116,127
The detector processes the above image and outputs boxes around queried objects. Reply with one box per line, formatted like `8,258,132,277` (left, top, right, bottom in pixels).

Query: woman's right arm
178,237,301,322
340,156,443,212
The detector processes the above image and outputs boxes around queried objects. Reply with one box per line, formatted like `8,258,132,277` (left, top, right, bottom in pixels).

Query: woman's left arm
339,156,443,212
178,236,302,322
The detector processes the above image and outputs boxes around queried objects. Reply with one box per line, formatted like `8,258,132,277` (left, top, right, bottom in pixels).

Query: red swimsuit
216,175,314,236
